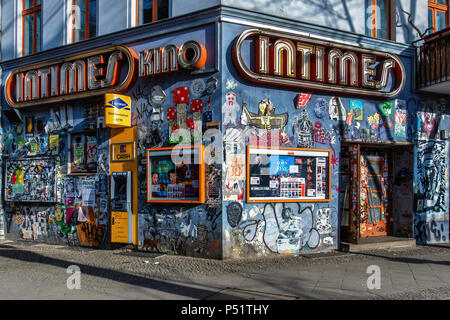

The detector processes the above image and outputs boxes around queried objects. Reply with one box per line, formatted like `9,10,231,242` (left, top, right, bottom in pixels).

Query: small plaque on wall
111,142,135,162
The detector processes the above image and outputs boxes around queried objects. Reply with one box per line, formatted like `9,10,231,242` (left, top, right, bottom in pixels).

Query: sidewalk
0,239,449,300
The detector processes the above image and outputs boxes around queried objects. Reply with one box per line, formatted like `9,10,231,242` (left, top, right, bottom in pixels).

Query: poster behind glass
248,147,330,202
147,147,202,202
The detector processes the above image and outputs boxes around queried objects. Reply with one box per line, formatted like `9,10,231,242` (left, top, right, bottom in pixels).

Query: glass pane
368,176,382,190
157,0,169,20
143,0,153,23
428,9,434,34
24,0,34,10
24,14,34,55
365,0,374,37
89,0,97,38
436,10,447,31
367,160,381,175
437,0,447,5
36,0,41,5
36,12,41,52
368,208,381,223
376,0,389,39
369,192,381,206
73,0,86,41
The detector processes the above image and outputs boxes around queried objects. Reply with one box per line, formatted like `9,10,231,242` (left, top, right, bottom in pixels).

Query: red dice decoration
191,99,203,113
186,118,195,130
173,87,190,105
167,107,176,120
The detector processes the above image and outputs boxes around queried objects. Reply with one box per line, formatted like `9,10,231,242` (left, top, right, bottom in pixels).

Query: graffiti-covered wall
1,101,111,248
413,99,450,244
128,25,224,259
219,22,444,258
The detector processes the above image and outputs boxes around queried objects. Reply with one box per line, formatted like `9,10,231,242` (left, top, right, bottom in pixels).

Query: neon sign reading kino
232,28,406,98
5,41,207,108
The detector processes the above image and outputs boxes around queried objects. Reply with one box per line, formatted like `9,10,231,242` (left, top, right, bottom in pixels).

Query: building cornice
1,5,416,71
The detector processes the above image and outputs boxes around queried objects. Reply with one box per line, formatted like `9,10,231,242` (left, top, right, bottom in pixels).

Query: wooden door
360,151,390,237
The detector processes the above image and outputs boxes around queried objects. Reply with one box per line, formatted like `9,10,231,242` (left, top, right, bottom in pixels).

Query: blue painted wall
219,21,449,258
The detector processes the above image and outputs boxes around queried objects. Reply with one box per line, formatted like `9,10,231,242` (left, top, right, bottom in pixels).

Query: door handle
112,217,115,225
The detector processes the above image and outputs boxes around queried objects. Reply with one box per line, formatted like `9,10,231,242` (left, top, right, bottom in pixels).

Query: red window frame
72,0,96,42
22,0,41,55
429,0,449,33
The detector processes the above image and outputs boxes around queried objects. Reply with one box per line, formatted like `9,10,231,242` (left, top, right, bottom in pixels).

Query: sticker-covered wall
126,25,224,259
1,101,111,248
413,99,450,244
220,22,449,258
131,75,223,259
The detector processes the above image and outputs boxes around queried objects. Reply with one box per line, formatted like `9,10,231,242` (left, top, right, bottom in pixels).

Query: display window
147,145,205,203
247,146,331,203
69,131,97,174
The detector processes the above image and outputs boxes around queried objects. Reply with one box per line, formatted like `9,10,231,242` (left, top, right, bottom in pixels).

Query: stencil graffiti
415,140,449,244
293,109,314,148
226,203,336,257
329,97,346,120
223,92,241,127
227,202,243,228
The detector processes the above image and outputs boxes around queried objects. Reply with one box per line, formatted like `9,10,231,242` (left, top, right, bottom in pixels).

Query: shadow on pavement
353,250,450,266
0,244,219,300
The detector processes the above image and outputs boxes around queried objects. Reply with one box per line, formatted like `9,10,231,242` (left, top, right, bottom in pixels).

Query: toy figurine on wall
241,99,289,134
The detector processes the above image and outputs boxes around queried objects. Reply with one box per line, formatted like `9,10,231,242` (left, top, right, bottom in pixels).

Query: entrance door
360,150,390,237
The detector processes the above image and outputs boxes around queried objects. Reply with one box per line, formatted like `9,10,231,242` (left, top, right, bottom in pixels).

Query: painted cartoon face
55,205,63,222
422,159,440,199
421,113,436,134
368,113,380,130
258,100,268,115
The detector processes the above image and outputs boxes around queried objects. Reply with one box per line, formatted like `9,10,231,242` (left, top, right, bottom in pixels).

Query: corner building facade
1,1,449,259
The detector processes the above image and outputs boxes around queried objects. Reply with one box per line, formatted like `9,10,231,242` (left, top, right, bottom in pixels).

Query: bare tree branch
400,8,433,40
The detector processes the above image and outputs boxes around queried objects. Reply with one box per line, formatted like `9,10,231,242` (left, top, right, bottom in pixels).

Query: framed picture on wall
247,146,331,203
69,131,97,174
147,145,205,203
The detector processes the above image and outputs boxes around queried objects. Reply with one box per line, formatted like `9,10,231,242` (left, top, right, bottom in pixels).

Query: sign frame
111,142,136,162
232,28,406,99
4,46,137,108
147,145,205,204
246,146,331,203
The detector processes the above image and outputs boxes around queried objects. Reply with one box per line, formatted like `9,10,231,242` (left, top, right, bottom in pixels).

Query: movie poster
248,147,330,201
148,148,201,201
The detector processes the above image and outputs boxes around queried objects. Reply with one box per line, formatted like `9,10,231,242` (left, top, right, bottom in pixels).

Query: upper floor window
428,0,448,33
365,0,390,39
23,0,42,55
138,0,169,25
72,0,97,42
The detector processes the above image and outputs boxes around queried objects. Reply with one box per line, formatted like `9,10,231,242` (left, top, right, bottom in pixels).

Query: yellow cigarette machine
111,171,132,243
